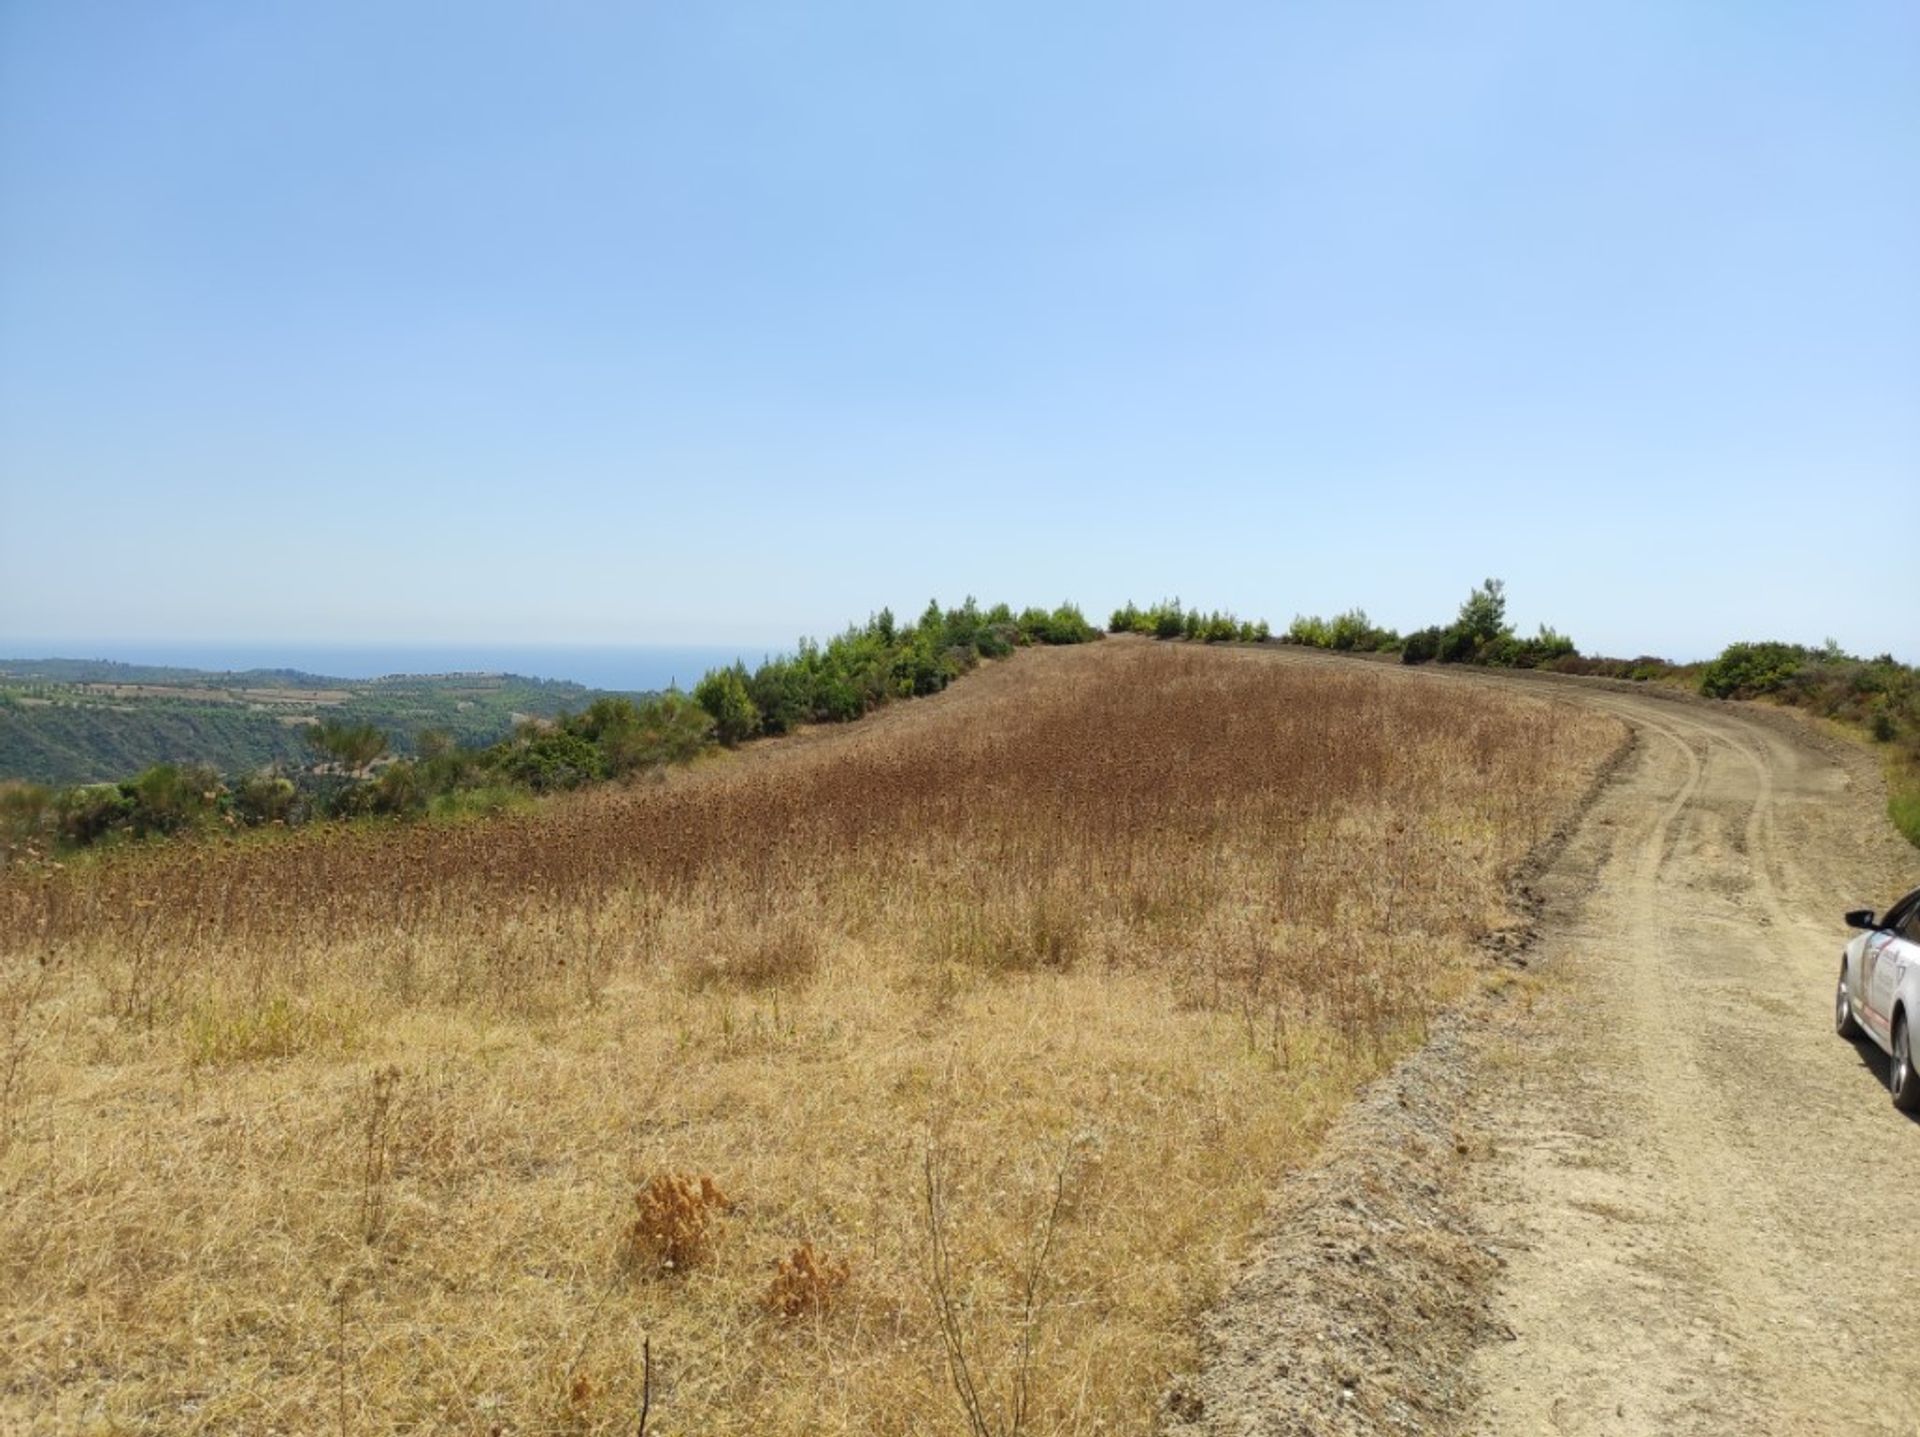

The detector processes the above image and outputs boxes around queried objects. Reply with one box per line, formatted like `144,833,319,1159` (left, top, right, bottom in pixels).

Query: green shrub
693,665,761,747
57,783,133,845
501,732,607,792
1328,609,1375,652
305,718,389,774
621,693,715,768
1522,625,1576,666
890,631,954,698
1438,626,1478,664
321,776,377,819
1289,610,1396,651
1287,614,1331,646
368,760,430,817
1401,627,1442,665
1038,603,1098,645
1699,642,1806,699
979,622,1019,657
123,762,225,837
233,772,298,825
744,660,810,737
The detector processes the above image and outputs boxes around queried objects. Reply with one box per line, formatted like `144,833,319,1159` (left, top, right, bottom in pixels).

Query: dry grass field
0,639,1623,1435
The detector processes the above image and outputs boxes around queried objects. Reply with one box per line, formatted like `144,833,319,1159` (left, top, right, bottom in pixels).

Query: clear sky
2,2,1915,660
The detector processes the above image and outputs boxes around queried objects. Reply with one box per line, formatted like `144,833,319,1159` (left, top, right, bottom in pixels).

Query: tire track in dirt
1457,677,1918,1436
1162,652,1919,1437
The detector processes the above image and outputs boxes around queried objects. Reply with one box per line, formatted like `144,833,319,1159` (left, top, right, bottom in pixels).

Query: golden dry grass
0,640,1622,1434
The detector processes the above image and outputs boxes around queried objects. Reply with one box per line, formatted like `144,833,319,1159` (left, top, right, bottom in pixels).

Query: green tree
693,664,761,747
1328,608,1374,651
305,718,388,774
1456,578,1510,645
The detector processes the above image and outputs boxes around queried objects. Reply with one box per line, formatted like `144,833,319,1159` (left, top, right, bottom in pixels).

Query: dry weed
764,1242,852,1318
0,640,1623,1433
629,1172,732,1272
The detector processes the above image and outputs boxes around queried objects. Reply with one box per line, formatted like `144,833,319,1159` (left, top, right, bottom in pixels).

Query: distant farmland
0,639,1624,1433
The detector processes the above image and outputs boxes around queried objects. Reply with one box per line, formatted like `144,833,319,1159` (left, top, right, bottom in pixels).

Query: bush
981,621,1020,657
744,659,810,736
1401,627,1442,665
1038,603,1098,645
1108,600,1264,644
368,760,430,817
123,762,225,837
1289,610,1396,652
1507,625,1577,668
305,718,389,774
233,772,298,825
321,776,378,819
1700,642,1806,699
890,631,955,698
57,783,133,845
1286,614,1330,646
500,732,607,793
1328,609,1374,652
1438,626,1479,664
693,665,761,747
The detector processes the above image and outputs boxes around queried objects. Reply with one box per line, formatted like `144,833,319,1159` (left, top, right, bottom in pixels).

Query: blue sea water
0,642,769,693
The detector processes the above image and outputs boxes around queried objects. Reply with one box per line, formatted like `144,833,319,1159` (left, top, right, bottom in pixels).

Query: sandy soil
1164,653,1920,1437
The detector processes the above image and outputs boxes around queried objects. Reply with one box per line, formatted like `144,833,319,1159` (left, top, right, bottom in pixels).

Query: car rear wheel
1892,1014,1920,1114
1835,963,1862,1040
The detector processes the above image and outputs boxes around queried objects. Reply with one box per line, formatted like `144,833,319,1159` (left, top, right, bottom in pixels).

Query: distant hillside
0,660,640,784
0,658,352,687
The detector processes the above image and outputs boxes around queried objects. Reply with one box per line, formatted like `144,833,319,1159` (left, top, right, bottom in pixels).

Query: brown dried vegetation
0,640,1622,1433
764,1242,853,1318
629,1172,732,1273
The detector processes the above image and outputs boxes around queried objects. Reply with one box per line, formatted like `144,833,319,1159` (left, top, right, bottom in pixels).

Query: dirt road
1460,675,1919,1436
1165,657,1919,1436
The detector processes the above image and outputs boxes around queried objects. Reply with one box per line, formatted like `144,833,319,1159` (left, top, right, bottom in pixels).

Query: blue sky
2,2,1915,660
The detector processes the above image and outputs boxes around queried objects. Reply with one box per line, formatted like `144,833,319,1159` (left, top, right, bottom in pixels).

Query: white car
1837,885,1920,1111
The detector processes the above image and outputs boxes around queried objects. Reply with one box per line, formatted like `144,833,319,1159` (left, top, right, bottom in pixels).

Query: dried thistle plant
763,1242,852,1318
627,1172,731,1272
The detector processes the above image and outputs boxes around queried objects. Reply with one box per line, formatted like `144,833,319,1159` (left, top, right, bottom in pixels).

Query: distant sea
0,642,771,694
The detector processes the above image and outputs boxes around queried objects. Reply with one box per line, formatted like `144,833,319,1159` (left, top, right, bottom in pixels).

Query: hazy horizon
2,614,1912,673
0,640,768,692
